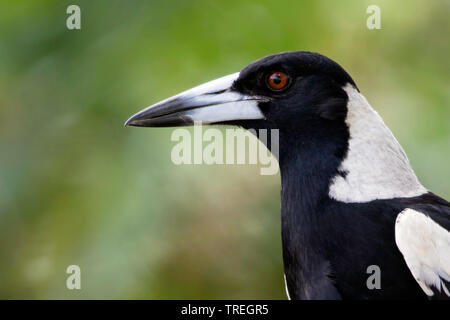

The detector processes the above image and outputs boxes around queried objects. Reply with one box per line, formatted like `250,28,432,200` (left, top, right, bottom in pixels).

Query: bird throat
277,129,344,299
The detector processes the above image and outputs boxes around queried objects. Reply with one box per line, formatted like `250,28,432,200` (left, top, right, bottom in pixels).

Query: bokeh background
0,0,448,299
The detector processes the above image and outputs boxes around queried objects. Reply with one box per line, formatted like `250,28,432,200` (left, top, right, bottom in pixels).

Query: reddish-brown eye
266,72,289,91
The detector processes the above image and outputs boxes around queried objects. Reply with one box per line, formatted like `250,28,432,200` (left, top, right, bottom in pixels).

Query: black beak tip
124,115,142,127
124,119,143,127
124,109,157,127
124,118,132,127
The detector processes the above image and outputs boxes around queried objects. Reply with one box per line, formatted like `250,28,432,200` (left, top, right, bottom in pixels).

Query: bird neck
278,132,341,227
278,132,342,297
278,125,346,234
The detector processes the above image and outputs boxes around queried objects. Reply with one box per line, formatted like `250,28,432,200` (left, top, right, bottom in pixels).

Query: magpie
125,51,450,300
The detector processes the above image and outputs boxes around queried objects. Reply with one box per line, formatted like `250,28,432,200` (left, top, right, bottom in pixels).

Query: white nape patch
284,274,291,300
328,84,427,203
395,208,450,297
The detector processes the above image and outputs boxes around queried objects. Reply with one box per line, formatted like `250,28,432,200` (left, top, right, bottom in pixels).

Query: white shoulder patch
328,84,427,203
395,208,450,297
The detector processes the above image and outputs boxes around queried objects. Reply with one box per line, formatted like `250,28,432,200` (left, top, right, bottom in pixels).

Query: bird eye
266,71,289,91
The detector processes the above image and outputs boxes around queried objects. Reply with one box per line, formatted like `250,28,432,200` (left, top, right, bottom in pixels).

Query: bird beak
124,72,267,127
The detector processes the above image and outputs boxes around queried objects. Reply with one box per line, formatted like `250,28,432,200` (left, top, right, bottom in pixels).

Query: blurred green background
0,0,448,299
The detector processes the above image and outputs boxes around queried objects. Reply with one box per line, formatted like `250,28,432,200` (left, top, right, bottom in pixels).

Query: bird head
125,51,356,136
125,51,426,203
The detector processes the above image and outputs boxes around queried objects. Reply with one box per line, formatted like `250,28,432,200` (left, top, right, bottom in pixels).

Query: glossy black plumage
232,52,450,299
